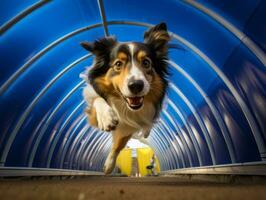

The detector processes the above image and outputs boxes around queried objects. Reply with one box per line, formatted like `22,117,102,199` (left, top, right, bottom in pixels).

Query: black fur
144,23,170,80
80,37,117,81
80,37,117,99
144,23,170,116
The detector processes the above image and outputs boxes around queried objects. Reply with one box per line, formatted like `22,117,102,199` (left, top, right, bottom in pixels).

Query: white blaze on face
121,43,150,97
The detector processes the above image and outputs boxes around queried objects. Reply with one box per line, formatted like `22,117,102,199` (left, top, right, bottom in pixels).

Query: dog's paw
94,98,119,132
103,152,117,175
97,107,119,132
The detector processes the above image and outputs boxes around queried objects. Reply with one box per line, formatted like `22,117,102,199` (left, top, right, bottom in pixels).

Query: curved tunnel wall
0,0,265,172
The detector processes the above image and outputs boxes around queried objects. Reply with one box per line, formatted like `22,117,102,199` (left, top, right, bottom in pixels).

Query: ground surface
0,176,265,200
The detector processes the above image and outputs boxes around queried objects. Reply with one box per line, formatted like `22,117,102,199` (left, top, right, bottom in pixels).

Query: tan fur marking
94,75,116,97
111,64,130,95
117,52,128,61
85,106,98,127
153,31,170,41
137,51,147,62
145,72,164,105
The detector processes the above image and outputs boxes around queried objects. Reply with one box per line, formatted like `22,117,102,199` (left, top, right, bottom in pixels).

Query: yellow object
116,148,132,176
137,147,160,176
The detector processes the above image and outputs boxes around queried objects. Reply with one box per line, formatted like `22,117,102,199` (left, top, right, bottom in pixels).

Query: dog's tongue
126,97,143,106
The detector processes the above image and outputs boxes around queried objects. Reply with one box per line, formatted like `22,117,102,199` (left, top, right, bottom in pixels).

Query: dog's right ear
80,37,117,56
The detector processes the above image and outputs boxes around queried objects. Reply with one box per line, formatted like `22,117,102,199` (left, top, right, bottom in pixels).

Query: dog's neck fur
108,96,155,135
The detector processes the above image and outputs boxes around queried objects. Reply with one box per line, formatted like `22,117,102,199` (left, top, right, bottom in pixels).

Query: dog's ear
80,41,94,52
80,36,117,56
144,23,170,56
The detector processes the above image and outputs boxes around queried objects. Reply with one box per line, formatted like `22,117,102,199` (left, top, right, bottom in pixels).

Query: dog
80,23,170,174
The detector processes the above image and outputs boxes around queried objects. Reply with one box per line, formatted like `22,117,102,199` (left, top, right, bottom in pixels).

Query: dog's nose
128,79,144,94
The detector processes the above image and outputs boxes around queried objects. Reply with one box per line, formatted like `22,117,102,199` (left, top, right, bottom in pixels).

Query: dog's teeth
126,97,144,106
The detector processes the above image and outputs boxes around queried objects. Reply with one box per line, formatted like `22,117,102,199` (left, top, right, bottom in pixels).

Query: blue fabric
0,0,265,171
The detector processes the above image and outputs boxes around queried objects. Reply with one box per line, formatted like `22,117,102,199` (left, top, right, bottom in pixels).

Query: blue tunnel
0,0,265,173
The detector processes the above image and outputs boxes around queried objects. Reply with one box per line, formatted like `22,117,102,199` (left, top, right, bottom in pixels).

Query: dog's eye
142,59,151,69
114,61,123,71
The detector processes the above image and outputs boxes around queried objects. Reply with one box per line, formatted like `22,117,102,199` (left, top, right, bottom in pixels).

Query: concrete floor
0,176,265,200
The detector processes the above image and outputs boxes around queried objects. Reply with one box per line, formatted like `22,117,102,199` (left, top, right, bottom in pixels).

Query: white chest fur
109,97,155,133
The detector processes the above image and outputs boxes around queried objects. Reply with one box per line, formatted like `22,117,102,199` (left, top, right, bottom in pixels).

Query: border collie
80,23,170,174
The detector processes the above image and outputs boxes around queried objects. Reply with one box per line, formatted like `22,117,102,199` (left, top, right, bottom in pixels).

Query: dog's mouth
125,96,144,110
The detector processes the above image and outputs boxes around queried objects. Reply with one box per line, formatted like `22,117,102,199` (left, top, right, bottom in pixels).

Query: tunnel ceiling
0,0,265,172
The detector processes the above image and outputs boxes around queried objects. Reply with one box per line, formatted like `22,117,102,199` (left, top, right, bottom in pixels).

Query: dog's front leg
93,97,119,131
83,85,118,131
103,130,131,174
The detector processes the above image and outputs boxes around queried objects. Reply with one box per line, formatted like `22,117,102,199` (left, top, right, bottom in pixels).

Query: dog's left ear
80,37,117,57
80,41,94,52
144,22,170,56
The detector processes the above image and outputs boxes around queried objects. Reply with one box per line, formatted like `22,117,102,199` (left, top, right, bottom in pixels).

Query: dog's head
81,23,170,111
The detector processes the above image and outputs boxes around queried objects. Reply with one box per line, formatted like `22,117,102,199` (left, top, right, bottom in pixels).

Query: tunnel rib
97,140,112,171
0,54,91,166
75,131,104,169
157,122,186,168
59,116,87,168
162,110,193,167
170,83,217,165
97,0,109,37
149,131,171,170
168,60,237,163
0,24,101,96
67,125,92,169
183,0,266,66
146,136,166,170
46,101,85,167
154,125,181,169
0,0,51,35
79,133,108,170
166,98,203,166
28,81,85,167
84,134,111,170
149,132,169,170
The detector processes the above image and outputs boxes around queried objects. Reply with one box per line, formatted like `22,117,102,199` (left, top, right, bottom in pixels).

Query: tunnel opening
114,139,161,177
